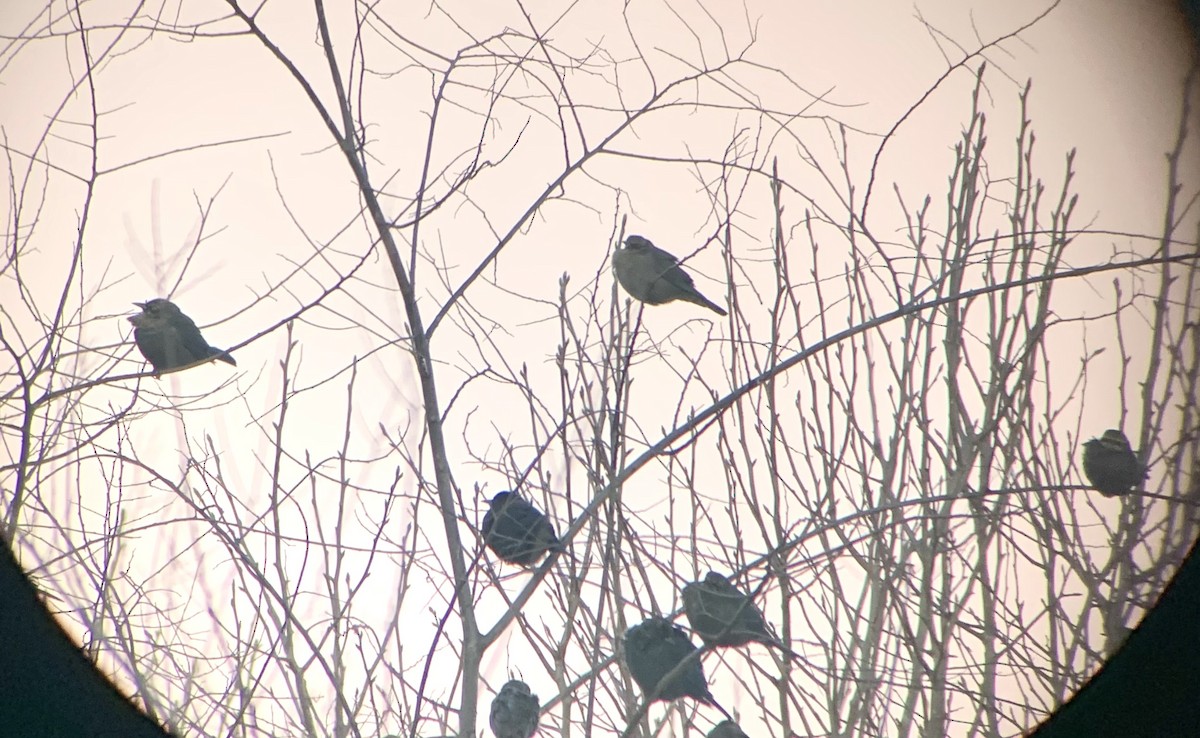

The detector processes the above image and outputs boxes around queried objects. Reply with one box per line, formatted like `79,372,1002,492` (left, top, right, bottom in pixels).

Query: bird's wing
176,316,218,363
647,243,681,266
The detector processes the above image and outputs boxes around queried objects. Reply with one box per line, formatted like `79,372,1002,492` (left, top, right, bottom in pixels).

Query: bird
682,572,787,650
128,298,236,374
1082,429,1146,497
623,617,724,711
612,235,727,315
489,679,540,738
481,491,560,566
707,720,751,738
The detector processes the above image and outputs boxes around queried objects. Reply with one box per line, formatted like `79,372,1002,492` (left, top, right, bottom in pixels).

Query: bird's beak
133,302,146,308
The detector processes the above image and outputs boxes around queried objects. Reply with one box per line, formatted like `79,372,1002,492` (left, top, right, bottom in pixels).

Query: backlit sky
1,1,1197,736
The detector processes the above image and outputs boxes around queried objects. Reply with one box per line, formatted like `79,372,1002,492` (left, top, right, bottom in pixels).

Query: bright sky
1,1,1197,736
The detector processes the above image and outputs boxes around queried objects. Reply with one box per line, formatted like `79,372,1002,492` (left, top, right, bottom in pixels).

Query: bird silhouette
683,571,804,662
481,491,560,566
1082,429,1146,497
624,616,726,714
684,571,791,650
612,235,727,315
707,720,751,738
489,679,539,738
128,298,236,374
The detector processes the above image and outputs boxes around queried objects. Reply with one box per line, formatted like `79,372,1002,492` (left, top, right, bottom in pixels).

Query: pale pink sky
1,1,1196,736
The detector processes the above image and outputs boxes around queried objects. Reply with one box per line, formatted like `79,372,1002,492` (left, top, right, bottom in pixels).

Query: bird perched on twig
612,235,727,316
682,572,787,651
1082,429,1146,497
481,491,560,566
489,679,540,738
128,298,236,375
623,617,728,716
707,720,751,738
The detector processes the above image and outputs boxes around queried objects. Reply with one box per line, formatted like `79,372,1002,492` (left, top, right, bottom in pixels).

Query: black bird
481,491,560,566
682,572,784,650
624,617,723,711
708,720,751,738
489,679,539,738
1082,429,1146,497
612,235,727,315
128,298,236,374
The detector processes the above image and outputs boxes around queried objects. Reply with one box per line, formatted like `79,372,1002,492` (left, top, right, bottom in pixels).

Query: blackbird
128,298,236,374
612,235,726,315
682,572,782,649
481,491,560,566
1082,429,1146,497
624,616,722,710
489,679,539,738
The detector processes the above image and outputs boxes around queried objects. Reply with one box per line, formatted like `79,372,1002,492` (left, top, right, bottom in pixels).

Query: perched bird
612,235,727,316
708,720,751,738
128,298,236,374
683,572,788,651
1082,429,1146,497
489,679,540,738
624,617,722,710
481,491,560,566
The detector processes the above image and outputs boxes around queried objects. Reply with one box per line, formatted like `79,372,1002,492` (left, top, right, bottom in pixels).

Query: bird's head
624,235,652,252
704,571,731,588
129,298,180,326
1096,429,1133,451
641,616,676,641
499,680,533,697
489,491,514,508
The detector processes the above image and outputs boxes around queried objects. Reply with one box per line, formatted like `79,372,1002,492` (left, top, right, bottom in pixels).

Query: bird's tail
706,693,733,721
210,347,237,366
687,292,728,316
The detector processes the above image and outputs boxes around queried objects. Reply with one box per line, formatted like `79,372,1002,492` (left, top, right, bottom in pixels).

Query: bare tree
1,2,1197,738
